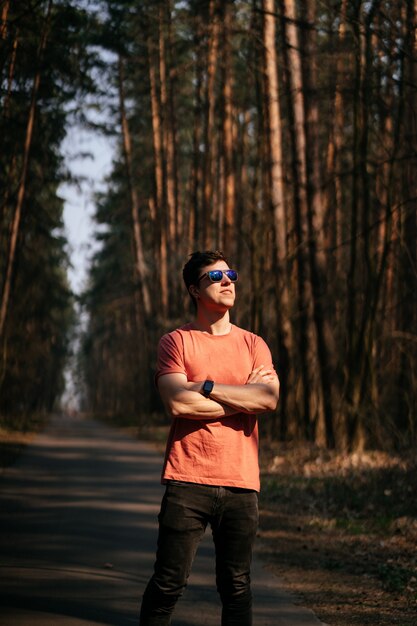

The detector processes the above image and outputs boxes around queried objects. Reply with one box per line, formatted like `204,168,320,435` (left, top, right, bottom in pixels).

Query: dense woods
1,0,416,451
0,0,95,416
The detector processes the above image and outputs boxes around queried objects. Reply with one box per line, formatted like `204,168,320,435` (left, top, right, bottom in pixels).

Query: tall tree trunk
1,20,17,120
346,1,381,450
159,4,176,249
0,0,10,79
202,0,220,248
0,0,53,341
188,15,204,251
147,30,168,317
235,108,250,273
396,0,417,440
282,0,323,442
0,0,10,39
263,0,293,439
345,0,363,448
303,0,337,447
118,55,151,320
165,3,180,248
159,2,181,315
324,0,348,282
221,0,236,255
249,0,266,339
1,30,18,227
374,5,398,371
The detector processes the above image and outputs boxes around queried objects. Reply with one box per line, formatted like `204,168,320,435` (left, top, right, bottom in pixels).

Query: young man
139,250,279,626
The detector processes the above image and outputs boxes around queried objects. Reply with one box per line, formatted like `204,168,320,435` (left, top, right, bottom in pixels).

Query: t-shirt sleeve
155,331,186,384
252,335,276,372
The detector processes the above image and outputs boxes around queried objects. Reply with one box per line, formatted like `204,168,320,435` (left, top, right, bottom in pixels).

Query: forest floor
259,441,417,626
1,415,416,625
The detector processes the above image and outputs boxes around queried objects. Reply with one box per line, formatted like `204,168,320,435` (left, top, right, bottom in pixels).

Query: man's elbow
262,397,278,412
165,401,180,417
264,382,280,411
164,398,188,418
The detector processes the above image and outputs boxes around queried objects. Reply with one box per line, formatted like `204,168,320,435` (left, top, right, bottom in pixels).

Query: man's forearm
166,389,238,420
208,381,279,413
185,377,279,414
159,367,279,419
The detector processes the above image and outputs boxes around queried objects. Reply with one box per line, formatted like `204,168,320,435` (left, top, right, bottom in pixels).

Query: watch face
203,380,214,396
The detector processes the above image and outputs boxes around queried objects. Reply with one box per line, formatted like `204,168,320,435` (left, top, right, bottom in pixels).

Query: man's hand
206,365,279,414
246,365,276,385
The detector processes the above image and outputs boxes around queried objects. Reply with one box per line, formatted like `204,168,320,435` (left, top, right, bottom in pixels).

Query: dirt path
0,414,326,626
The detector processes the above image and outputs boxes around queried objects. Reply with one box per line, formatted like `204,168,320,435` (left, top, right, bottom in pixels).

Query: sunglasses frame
198,269,238,283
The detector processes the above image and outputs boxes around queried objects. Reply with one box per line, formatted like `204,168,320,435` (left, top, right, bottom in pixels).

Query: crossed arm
157,366,280,420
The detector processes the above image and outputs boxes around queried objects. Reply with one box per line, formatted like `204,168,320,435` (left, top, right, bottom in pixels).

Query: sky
60,128,114,409
59,128,113,411
61,128,115,295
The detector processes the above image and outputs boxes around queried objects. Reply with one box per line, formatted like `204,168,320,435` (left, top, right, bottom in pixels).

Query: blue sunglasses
198,269,238,283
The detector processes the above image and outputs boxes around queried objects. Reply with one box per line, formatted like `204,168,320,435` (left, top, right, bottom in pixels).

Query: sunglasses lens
226,270,238,282
208,270,224,282
205,269,238,282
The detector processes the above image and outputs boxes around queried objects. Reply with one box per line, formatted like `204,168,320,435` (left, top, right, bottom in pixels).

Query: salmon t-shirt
155,323,276,492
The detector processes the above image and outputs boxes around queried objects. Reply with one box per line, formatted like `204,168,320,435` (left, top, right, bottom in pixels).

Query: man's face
194,260,237,311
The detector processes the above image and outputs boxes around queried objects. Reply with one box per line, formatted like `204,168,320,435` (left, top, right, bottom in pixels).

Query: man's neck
192,310,232,335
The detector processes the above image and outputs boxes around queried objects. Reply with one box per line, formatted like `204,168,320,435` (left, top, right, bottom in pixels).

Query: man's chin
204,296,235,311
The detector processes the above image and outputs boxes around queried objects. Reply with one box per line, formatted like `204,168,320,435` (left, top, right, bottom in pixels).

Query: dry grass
258,442,417,625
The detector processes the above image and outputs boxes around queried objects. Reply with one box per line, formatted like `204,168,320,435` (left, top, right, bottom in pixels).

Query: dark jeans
139,482,259,626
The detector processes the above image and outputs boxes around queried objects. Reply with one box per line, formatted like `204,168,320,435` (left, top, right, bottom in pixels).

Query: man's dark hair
183,250,228,308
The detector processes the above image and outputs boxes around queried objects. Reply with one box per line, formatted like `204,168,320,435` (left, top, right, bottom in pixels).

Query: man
140,250,279,626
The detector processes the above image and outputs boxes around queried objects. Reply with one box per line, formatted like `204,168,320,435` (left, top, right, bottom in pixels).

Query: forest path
0,414,327,626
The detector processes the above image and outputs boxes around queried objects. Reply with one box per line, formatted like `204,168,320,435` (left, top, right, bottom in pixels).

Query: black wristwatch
202,380,214,398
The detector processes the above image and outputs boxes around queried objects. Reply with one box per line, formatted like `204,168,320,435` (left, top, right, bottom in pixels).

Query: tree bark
346,1,381,450
345,0,363,448
188,14,204,251
202,0,220,248
282,0,323,442
147,29,168,317
324,0,348,281
118,55,151,320
0,0,10,39
303,0,337,447
1,30,18,227
159,3,176,249
263,0,293,439
221,0,236,254
0,0,53,341
159,2,181,316
396,0,417,439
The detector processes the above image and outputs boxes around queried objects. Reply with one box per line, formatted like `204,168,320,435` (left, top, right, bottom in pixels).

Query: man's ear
189,285,199,299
